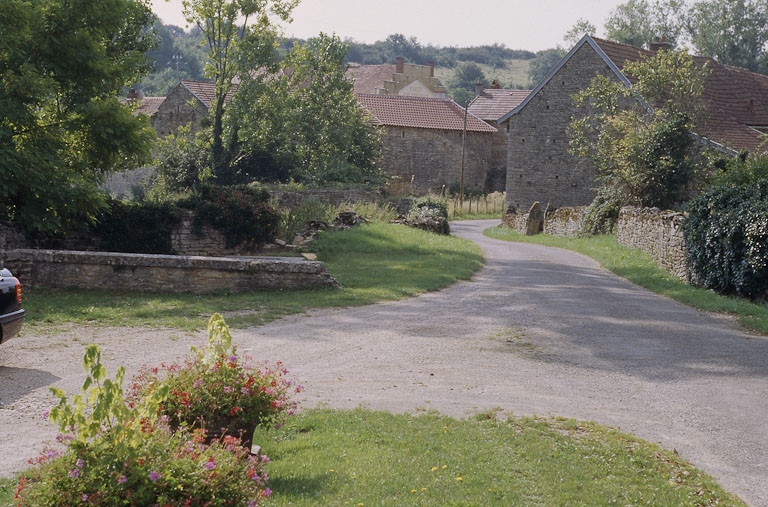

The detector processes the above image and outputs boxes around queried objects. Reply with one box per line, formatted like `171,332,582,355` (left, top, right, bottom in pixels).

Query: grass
20,222,484,332
258,408,744,506
484,226,768,336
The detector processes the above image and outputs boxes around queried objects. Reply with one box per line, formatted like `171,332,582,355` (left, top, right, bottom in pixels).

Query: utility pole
459,99,468,214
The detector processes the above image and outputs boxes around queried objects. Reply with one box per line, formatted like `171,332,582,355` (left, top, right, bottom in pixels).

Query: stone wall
152,84,208,137
505,43,619,212
380,126,494,195
2,249,338,294
616,207,689,281
544,206,587,237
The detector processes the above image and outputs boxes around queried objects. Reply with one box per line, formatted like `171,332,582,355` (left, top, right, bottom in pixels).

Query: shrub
580,188,622,236
131,313,301,448
278,200,332,242
93,200,180,254
412,196,449,220
683,178,768,298
179,184,280,248
16,339,273,506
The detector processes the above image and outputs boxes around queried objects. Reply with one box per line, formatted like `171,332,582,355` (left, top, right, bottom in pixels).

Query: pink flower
149,470,161,482
117,475,127,484
204,458,216,470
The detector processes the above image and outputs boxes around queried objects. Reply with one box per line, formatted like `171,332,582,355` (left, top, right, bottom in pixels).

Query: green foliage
570,49,709,212
0,0,157,236
138,22,207,96
232,33,385,187
93,200,180,254
413,196,449,220
277,200,333,242
18,340,272,506
683,176,768,298
150,126,212,198
580,188,622,236
604,0,686,49
527,49,564,85
180,184,279,248
449,62,487,96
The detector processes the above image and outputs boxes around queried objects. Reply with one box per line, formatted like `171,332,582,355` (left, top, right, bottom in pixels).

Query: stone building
357,94,497,194
499,35,768,212
467,82,530,191
151,80,238,137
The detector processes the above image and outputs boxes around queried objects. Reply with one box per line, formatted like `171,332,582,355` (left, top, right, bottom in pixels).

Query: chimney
396,57,404,74
474,82,485,97
649,35,672,52
491,80,501,89
428,61,435,77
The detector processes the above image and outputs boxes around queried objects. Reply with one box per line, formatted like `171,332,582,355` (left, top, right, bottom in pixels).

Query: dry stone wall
3,249,338,294
616,207,689,281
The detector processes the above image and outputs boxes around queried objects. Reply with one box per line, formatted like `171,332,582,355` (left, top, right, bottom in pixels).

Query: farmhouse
357,93,497,194
500,35,768,212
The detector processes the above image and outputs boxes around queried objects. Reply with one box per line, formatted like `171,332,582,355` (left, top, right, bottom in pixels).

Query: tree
449,62,487,104
563,18,596,48
604,0,686,48
0,0,157,235
527,49,564,86
570,49,710,216
685,0,768,73
182,0,299,184
228,34,384,186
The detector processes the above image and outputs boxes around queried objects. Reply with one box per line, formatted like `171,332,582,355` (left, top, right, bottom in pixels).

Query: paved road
236,220,768,505
2,219,766,505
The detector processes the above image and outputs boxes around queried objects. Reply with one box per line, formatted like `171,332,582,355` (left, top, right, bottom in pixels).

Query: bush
179,184,280,248
580,188,622,236
412,196,449,220
278,200,332,242
683,178,768,298
93,200,180,254
16,326,280,506
131,314,301,448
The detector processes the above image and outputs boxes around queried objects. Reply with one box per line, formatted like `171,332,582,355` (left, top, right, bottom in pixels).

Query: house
151,80,238,137
467,82,530,191
347,57,446,98
357,94,497,194
499,35,768,212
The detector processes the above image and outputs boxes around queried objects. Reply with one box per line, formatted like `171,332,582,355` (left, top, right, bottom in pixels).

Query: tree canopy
0,0,157,235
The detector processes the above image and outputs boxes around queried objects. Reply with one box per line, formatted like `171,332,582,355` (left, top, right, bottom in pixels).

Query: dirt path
2,220,767,506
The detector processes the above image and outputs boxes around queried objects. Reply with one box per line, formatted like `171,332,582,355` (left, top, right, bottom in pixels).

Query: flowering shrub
131,313,301,448
16,340,274,506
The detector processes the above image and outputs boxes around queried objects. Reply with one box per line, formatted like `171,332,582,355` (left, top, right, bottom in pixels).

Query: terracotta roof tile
593,37,768,153
346,64,396,94
468,89,531,122
357,94,497,133
133,96,164,117
180,80,238,107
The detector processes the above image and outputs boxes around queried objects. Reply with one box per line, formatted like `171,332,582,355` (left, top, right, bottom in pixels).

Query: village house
467,82,530,191
500,35,768,213
357,93,497,194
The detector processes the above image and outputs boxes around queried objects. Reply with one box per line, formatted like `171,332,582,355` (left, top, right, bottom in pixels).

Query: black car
0,268,25,343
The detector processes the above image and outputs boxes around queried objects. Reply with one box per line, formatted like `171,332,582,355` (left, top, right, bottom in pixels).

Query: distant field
434,58,533,90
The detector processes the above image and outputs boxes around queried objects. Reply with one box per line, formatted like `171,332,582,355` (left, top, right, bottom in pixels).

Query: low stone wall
616,207,689,281
2,249,339,294
544,206,587,237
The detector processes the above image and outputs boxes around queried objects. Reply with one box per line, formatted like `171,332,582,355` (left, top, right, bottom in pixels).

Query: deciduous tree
0,0,157,235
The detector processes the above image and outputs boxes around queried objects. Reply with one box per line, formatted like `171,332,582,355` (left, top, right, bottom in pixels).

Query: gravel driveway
2,220,767,505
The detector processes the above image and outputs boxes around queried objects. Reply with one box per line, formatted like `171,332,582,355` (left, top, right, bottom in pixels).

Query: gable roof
133,96,164,117
500,35,768,153
357,94,497,133
179,80,239,107
468,89,531,123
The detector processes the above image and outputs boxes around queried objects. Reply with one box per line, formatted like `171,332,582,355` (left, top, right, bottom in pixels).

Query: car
0,268,25,343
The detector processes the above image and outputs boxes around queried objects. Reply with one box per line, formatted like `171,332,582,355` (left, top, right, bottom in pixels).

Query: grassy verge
259,408,744,506
20,222,484,332
484,226,768,335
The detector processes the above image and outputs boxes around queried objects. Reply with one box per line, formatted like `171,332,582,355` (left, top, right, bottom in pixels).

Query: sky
150,0,625,52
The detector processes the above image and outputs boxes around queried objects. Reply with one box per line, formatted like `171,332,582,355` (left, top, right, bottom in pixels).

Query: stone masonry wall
544,206,587,237
381,126,494,195
505,43,619,212
3,249,338,294
616,207,689,281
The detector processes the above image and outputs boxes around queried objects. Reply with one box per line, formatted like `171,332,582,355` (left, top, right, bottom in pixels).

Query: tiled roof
133,96,164,117
357,94,497,133
593,37,768,153
468,89,531,122
180,80,239,107
346,64,396,94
